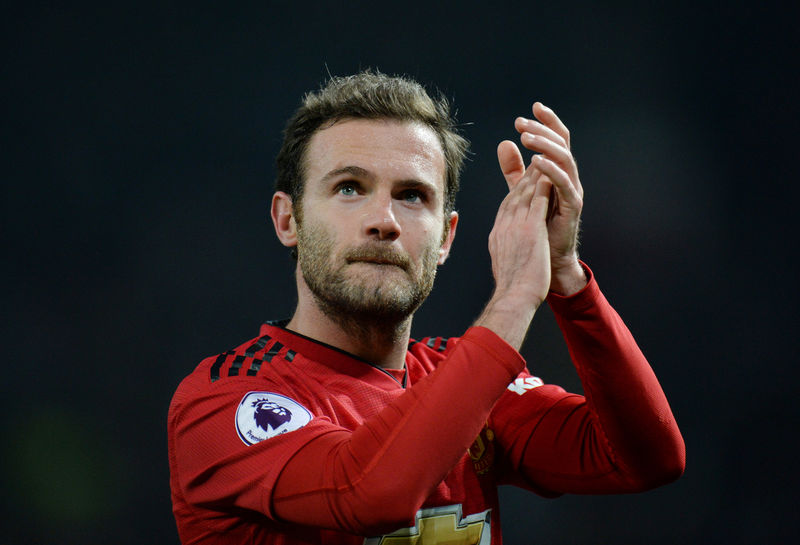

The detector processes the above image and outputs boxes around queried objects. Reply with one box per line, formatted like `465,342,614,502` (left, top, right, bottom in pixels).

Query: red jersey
168,267,684,544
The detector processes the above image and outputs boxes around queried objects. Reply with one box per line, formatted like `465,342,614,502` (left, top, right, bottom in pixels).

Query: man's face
293,118,457,323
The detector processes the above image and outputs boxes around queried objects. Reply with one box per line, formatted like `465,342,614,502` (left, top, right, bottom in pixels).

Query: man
168,71,685,544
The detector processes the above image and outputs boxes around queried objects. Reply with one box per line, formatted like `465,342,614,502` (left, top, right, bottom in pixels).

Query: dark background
3,1,799,543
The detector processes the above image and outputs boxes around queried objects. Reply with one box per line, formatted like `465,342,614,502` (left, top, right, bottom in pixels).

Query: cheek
409,211,441,237
415,222,446,259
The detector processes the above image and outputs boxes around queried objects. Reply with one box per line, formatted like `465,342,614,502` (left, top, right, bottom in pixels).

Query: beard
296,220,440,326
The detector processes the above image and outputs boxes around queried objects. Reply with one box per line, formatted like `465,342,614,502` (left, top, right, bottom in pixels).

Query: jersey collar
261,320,408,389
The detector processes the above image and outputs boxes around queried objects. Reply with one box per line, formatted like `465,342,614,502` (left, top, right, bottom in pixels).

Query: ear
271,191,297,248
437,211,459,265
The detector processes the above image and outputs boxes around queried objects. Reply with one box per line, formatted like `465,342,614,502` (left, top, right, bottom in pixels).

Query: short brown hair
275,70,469,216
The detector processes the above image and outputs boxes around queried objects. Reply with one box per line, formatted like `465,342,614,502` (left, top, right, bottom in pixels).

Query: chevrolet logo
366,505,491,545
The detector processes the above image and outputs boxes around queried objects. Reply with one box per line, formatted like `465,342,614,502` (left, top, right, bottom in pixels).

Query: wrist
489,287,544,314
550,258,587,296
474,291,541,350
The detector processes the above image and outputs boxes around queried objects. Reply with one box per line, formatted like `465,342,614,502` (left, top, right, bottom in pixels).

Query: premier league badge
235,391,312,445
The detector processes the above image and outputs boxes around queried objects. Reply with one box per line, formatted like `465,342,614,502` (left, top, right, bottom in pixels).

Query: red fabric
271,327,522,535
168,265,684,544
492,274,685,495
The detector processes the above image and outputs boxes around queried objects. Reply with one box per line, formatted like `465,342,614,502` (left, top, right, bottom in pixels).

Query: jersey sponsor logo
364,505,491,545
235,391,312,445
507,375,544,395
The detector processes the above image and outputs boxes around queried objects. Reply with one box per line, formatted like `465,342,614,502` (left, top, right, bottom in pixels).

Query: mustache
344,245,410,270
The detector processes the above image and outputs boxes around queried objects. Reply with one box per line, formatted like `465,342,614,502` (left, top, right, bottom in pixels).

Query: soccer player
168,70,685,544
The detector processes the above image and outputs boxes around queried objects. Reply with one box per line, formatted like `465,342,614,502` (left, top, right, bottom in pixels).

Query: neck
287,274,413,370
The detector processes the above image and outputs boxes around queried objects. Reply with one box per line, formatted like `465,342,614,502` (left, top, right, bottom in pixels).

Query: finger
520,133,581,194
497,140,525,190
533,102,570,150
529,177,552,222
537,174,558,222
514,117,567,149
495,169,531,224
510,169,538,210
500,169,540,230
529,163,544,186
532,155,582,211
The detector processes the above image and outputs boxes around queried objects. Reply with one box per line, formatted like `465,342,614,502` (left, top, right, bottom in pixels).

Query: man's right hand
475,159,552,350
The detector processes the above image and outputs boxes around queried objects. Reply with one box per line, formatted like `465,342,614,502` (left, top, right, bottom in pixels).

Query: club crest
468,425,495,475
235,391,312,445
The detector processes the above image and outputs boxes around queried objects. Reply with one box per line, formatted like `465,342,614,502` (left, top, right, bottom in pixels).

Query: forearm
548,273,685,487
471,258,586,352
474,291,539,351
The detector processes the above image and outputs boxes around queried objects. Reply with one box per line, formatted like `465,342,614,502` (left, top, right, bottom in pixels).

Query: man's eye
338,183,357,196
402,190,422,203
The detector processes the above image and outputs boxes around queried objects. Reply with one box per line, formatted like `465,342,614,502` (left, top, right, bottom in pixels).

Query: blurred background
3,1,798,543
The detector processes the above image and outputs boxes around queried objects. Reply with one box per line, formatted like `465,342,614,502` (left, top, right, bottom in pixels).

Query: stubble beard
296,220,440,333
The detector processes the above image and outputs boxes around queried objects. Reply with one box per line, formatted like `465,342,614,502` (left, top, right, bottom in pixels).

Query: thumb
497,140,525,190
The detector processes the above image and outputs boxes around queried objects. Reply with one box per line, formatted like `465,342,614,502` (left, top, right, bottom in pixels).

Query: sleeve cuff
546,261,603,317
460,325,527,377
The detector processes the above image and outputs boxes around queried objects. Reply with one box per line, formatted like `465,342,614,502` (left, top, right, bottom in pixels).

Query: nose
362,195,401,241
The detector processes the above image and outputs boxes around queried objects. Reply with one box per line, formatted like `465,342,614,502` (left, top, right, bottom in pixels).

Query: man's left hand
497,102,586,296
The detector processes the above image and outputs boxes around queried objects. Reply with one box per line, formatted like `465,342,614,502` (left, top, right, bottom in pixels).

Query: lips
349,257,404,268
345,247,410,270
357,259,390,265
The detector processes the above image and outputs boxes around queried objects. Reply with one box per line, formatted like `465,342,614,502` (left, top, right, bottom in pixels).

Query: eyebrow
320,165,374,183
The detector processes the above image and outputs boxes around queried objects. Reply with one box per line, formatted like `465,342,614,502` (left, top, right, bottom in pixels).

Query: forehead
304,118,446,191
